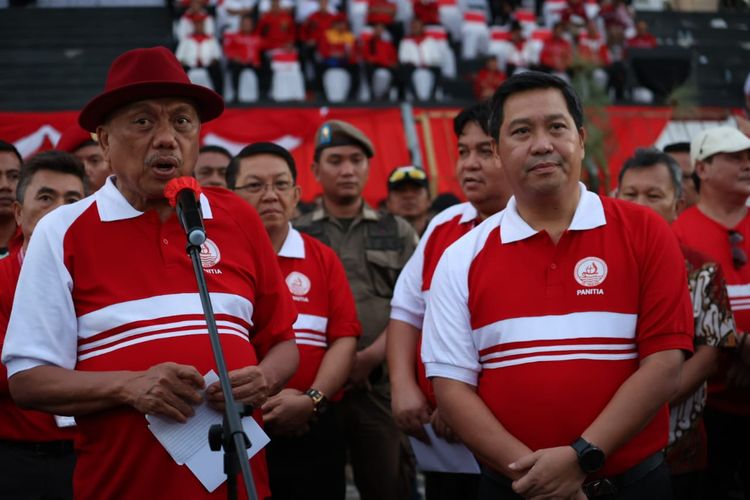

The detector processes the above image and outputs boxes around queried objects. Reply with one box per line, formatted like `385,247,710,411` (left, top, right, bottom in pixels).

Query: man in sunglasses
387,102,512,500
294,120,419,500
672,125,750,499
385,165,432,236
616,147,736,499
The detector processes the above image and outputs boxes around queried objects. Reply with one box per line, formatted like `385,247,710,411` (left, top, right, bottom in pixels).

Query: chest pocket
365,214,404,298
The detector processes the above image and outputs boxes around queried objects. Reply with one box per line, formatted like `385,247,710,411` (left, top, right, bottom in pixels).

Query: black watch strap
571,437,606,474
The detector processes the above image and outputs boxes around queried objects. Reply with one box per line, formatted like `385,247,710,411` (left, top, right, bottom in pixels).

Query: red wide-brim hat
78,46,224,132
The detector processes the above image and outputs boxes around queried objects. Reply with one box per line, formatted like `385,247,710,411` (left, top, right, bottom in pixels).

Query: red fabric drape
604,106,672,191
0,108,410,206
0,105,696,201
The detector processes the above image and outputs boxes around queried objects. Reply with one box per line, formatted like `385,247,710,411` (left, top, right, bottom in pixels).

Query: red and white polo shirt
277,225,361,395
391,201,479,406
423,185,693,477
672,206,750,415
0,249,76,443
2,178,296,499
673,207,750,333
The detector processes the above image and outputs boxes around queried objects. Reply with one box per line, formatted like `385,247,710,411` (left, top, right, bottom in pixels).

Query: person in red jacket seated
223,14,265,100
367,0,403,46
473,56,506,100
258,0,297,53
539,22,573,77
626,19,658,49
317,14,361,100
578,20,610,67
300,0,337,47
362,23,402,100
300,0,338,87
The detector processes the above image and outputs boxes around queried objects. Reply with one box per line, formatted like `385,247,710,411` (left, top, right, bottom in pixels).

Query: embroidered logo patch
199,239,221,268
286,271,311,296
574,257,607,287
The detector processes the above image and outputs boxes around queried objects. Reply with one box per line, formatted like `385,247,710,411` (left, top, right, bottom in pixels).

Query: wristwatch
304,388,328,415
571,437,606,474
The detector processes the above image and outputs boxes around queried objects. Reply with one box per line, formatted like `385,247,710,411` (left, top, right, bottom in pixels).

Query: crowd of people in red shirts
172,0,660,102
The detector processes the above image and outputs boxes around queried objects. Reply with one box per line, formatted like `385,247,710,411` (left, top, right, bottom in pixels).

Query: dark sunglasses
729,230,747,269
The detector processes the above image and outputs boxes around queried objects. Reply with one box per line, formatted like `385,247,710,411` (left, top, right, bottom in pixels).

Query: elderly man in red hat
1,46,299,500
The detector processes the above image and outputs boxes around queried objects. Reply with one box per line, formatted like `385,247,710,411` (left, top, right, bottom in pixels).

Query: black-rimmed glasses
234,180,294,194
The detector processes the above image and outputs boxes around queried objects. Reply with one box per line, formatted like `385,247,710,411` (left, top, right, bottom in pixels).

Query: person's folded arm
9,362,205,423
671,344,718,404
258,339,299,396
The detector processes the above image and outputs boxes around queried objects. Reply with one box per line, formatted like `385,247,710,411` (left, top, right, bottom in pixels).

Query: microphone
164,177,207,247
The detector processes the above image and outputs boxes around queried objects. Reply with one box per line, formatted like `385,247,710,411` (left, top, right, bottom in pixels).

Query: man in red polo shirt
226,142,360,500
1,47,298,500
422,71,694,499
388,101,512,500
0,150,85,499
0,140,22,259
672,125,750,499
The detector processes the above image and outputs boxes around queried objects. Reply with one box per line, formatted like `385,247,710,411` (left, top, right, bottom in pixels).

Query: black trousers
671,470,707,500
226,62,263,100
703,407,750,500
265,407,347,500
478,461,672,500
0,440,75,500
424,471,480,500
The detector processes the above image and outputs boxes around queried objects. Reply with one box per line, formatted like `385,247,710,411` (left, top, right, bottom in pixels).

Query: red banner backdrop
604,106,673,191
0,107,410,206
0,105,673,204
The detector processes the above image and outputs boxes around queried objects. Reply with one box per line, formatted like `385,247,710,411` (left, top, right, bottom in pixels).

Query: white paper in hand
408,423,480,474
146,370,270,492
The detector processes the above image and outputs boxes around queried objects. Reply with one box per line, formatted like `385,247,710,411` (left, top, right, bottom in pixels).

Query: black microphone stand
185,237,258,500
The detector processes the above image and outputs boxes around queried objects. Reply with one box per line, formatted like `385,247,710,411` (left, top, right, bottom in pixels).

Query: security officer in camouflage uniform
294,120,418,500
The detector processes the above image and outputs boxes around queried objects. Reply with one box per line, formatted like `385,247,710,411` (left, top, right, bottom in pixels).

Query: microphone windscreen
164,177,203,207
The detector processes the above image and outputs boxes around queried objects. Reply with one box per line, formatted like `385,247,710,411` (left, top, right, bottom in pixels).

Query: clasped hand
508,446,587,500
261,388,315,437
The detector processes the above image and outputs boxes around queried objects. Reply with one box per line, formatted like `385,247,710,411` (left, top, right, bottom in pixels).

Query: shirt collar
278,224,305,258
96,176,214,222
500,182,605,244
459,203,479,224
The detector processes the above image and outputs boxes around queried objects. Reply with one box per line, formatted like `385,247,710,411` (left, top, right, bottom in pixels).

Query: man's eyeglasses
729,230,747,269
389,166,427,183
234,180,294,194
